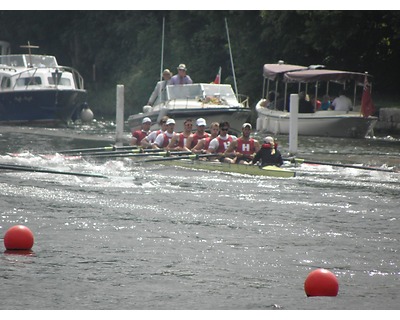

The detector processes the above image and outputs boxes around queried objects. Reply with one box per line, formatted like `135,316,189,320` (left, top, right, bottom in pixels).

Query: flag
213,67,221,84
361,75,376,118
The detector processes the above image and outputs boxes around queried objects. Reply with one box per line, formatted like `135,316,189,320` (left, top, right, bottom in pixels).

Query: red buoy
304,268,339,297
3,225,34,250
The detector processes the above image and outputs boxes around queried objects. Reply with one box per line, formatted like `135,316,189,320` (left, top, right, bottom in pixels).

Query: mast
225,18,238,96
20,41,39,67
160,16,165,81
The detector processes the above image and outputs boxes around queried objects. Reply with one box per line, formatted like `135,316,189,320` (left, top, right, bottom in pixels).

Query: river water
0,122,399,312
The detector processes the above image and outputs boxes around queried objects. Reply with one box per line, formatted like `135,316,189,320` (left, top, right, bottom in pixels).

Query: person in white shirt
140,116,169,148
147,69,173,106
207,121,237,163
331,90,353,111
153,118,176,149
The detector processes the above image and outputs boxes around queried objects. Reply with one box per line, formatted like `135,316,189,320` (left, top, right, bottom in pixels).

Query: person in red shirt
207,121,237,163
186,118,210,150
224,123,260,164
153,118,176,149
191,122,219,154
130,117,151,146
166,118,193,152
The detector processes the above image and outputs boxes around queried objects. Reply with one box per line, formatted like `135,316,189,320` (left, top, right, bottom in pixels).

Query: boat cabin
0,54,84,92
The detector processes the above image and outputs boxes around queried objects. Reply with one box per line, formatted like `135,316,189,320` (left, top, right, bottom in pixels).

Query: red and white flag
213,67,221,84
361,75,376,118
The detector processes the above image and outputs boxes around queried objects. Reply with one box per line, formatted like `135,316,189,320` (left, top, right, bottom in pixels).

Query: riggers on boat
0,41,88,126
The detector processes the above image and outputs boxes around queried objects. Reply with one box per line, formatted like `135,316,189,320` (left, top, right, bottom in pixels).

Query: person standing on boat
170,64,193,85
186,118,210,149
147,69,173,106
207,121,237,163
166,118,194,152
130,117,152,146
141,116,169,148
252,136,283,167
224,123,260,165
153,118,176,149
191,122,219,154
331,90,353,111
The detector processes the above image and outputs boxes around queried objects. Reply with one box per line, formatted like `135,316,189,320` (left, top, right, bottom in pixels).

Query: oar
81,148,161,157
0,163,108,178
284,157,396,173
56,145,139,154
85,150,193,158
144,153,217,162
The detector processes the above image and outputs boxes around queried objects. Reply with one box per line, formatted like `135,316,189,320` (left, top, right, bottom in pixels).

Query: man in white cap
140,116,169,148
130,117,152,146
224,122,260,164
186,118,209,149
170,63,193,85
153,118,176,149
167,118,194,152
147,69,173,106
191,122,219,154
251,136,283,167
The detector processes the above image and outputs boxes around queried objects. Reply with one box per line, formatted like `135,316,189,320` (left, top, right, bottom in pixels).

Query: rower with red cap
252,136,283,167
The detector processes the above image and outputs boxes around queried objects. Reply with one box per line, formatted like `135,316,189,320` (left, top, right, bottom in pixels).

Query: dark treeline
1,10,399,119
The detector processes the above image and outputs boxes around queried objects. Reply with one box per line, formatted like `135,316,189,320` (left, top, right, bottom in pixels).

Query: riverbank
374,108,400,135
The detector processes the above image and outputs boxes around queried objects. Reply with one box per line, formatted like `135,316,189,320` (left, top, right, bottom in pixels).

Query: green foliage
1,10,399,118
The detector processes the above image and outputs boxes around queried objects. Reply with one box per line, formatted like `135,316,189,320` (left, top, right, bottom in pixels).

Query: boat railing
59,66,85,90
236,94,250,108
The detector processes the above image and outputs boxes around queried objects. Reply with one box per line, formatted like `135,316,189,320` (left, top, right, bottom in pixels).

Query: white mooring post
288,94,299,155
115,84,125,146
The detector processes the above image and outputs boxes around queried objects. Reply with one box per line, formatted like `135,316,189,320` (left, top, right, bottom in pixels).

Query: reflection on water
0,122,399,310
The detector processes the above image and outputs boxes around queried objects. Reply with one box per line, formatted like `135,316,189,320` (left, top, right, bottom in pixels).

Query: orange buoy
3,225,34,250
304,268,339,297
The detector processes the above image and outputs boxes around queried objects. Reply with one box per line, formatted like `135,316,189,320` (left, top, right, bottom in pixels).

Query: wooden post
289,94,299,155
115,85,124,146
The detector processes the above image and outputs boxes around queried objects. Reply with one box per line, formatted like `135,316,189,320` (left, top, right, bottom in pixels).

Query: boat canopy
263,63,308,81
284,69,373,85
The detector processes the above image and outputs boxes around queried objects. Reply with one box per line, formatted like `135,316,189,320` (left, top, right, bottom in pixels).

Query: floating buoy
304,268,339,297
81,107,94,122
3,225,34,250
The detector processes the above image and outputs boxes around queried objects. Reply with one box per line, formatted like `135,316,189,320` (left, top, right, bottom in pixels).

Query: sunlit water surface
0,123,398,310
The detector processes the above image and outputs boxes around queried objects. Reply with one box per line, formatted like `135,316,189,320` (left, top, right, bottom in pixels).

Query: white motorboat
0,41,88,126
127,83,251,134
256,62,378,138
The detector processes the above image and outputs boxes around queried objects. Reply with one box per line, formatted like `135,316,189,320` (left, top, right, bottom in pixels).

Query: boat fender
81,107,94,122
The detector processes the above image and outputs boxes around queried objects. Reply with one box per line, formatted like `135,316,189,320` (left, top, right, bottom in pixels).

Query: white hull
256,100,377,138
127,83,251,134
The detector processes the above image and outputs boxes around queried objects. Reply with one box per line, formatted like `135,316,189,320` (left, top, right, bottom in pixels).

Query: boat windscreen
166,84,235,100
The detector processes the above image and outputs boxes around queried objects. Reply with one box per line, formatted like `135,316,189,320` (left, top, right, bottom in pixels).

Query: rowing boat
159,159,296,178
